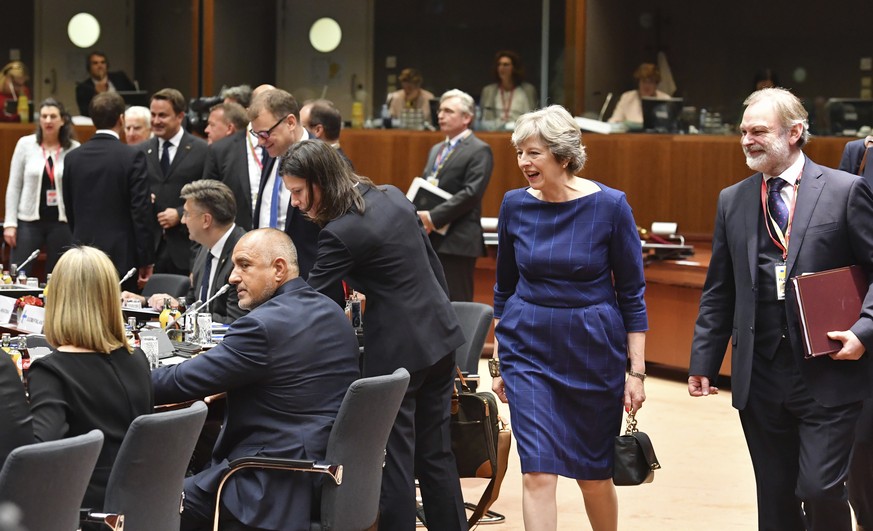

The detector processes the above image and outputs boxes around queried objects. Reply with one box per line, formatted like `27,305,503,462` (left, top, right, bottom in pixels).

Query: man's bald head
229,229,299,309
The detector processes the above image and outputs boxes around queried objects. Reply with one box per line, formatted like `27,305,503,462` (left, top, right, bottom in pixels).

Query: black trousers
740,340,861,531
377,352,467,531
849,399,873,528
13,219,71,274
438,253,476,303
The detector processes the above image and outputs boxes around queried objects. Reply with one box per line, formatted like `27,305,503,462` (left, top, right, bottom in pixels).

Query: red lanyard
247,134,263,172
42,146,59,188
499,87,514,122
759,170,802,260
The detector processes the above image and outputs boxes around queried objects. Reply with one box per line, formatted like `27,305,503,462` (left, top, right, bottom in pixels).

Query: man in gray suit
689,88,873,530
418,89,493,301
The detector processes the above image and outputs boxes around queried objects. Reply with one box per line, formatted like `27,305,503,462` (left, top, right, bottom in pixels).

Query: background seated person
76,51,137,117
387,68,435,123
0,61,30,122
123,180,247,324
124,105,152,145
151,229,360,531
608,62,671,126
28,246,153,511
480,50,537,128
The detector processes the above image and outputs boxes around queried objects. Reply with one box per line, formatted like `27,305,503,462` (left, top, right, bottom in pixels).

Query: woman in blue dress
491,105,648,530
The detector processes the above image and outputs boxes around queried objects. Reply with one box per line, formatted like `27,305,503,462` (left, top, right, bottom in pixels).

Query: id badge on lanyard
775,261,787,300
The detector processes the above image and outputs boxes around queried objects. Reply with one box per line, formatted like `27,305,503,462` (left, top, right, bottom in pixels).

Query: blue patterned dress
493,183,647,479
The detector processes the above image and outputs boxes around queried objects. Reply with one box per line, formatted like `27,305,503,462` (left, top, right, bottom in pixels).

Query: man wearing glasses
246,89,343,305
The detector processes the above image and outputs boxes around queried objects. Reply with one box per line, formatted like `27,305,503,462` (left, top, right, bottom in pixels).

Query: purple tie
768,178,789,232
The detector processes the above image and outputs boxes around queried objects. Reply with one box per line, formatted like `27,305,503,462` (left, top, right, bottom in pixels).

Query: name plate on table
18,304,45,333
0,296,16,324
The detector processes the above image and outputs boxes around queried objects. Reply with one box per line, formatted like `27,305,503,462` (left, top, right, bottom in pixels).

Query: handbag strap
467,475,496,527
630,431,661,471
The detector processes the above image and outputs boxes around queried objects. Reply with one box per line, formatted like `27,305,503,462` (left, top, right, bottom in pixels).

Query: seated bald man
151,228,361,531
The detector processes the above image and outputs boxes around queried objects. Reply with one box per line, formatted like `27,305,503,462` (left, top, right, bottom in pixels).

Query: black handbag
613,411,661,486
450,368,502,526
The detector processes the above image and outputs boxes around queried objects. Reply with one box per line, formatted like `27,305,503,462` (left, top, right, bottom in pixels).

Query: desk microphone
118,267,137,286
598,92,613,122
165,284,231,328
17,249,40,273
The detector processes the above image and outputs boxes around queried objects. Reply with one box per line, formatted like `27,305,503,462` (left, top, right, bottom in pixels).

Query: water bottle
381,103,392,129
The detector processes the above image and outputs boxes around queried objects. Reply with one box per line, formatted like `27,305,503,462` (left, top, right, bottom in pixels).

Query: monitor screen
116,90,149,108
642,97,683,134
826,99,873,136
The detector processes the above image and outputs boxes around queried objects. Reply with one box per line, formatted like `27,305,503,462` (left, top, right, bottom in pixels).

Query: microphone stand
16,249,40,275
118,267,138,286
165,284,231,329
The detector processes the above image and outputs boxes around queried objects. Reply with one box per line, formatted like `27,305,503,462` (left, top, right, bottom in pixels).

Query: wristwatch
627,369,647,381
488,358,501,377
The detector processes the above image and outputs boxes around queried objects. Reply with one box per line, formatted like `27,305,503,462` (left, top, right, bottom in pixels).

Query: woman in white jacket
3,98,79,273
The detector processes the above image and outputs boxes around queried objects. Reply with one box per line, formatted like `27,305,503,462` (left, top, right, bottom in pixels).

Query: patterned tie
768,178,789,232
160,141,172,176
200,252,213,304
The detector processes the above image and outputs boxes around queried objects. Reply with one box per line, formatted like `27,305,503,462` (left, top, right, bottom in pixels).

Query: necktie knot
768,177,788,193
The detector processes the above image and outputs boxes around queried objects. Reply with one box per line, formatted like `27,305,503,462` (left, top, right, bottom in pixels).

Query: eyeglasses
250,114,290,141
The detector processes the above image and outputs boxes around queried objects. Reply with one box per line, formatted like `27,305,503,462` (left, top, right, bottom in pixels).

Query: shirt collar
766,152,805,186
210,224,236,259
444,128,471,147
160,128,185,149
95,129,120,139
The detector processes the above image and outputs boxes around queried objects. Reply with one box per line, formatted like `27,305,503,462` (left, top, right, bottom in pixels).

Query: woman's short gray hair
512,105,587,173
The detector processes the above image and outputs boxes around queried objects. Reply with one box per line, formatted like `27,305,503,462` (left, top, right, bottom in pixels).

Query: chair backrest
0,429,104,530
319,368,410,531
103,401,208,531
451,301,494,375
142,273,192,299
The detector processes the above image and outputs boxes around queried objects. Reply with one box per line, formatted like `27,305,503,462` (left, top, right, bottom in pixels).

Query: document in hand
791,265,868,358
407,177,452,236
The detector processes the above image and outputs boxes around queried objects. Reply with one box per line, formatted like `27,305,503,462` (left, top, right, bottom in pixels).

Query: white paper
18,304,45,333
0,296,16,324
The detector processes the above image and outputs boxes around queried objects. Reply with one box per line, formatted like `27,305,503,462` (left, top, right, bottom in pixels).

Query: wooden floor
457,359,860,530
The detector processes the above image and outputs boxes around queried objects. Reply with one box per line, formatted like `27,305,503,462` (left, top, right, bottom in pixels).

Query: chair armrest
80,510,124,530
213,458,343,531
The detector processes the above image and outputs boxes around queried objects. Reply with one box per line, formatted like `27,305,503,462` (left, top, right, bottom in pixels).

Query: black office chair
0,430,104,531
142,273,191,299
83,401,209,531
213,368,410,531
451,301,494,376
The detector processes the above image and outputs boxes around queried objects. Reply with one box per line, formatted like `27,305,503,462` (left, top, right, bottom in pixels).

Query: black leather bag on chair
451,368,509,526
613,411,661,486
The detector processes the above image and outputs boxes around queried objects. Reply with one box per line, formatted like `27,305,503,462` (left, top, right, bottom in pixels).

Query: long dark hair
492,50,525,86
279,140,373,226
35,98,75,149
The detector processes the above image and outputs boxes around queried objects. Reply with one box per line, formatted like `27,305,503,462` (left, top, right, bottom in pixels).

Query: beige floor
457,361,761,530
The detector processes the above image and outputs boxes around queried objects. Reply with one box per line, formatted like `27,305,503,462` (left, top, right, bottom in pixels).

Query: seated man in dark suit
75,51,137,117
123,180,247,324
152,228,361,531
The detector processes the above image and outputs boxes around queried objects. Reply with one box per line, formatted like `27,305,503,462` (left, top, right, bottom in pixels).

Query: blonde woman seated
608,63,671,126
27,246,153,511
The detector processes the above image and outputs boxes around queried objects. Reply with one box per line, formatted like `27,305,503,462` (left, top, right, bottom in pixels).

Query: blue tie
200,253,213,304
269,165,282,229
768,178,789,232
160,141,172,176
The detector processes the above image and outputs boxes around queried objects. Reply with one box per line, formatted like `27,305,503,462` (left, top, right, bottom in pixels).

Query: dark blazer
187,224,247,324
0,355,31,468
202,131,255,230
421,132,493,257
141,132,208,272
839,138,873,182
151,278,360,530
308,185,465,375
75,72,137,116
690,157,873,410
63,132,155,275
28,347,154,510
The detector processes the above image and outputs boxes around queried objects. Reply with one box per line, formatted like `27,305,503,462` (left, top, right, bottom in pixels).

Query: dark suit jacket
187,225,247,324
690,156,873,410
0,355,31,468
308,185,465,375
421,132,493,257
63,132,155,274
202,131,255,230
839,138,873,182
141,132,208,272
151,278,360,530
29,347,153,510
75,72,137,116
